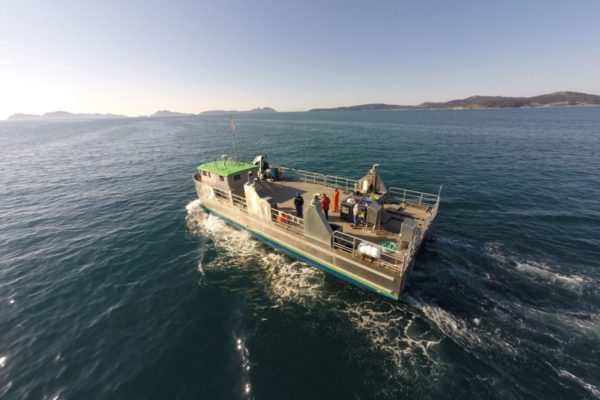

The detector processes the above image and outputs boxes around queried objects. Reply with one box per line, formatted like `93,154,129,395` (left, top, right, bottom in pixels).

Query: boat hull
202,204,400,300
194,176,405,300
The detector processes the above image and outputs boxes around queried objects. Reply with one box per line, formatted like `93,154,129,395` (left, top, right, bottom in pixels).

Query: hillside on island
309,103,416,112
310,91,600,111
151,110,194,117
200,107,277,115
6,107,277,121
7,92,599,120
7,111,126,121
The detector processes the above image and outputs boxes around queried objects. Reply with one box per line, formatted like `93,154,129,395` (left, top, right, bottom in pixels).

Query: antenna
229,118,240,162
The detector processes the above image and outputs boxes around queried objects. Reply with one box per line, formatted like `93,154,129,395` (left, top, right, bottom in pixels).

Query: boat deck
259,179,432,245
194,164,441,299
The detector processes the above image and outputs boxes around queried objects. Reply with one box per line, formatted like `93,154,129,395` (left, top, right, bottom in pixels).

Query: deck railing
212,188,250,213
231,192,248,212
213,186,231,203
213,186,304,234
284,167,440,208
401,195,440,270
284,167,358,192
402,234,419,270
271,208,304,235
332,231,403,271
388,187,439,208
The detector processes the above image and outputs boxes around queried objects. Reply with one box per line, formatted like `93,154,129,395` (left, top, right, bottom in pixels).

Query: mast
229,118,240,162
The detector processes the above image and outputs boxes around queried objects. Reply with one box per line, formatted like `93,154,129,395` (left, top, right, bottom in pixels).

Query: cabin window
219,175,224,182
233,174,241,181
202,171,207,176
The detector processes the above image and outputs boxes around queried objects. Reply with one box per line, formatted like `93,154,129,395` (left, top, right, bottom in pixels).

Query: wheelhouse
196,159,258,195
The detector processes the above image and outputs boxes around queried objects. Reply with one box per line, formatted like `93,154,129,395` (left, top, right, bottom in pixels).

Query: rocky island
309,91,600,111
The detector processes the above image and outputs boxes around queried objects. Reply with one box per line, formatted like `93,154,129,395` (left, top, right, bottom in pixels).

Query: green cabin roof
198,160,257,177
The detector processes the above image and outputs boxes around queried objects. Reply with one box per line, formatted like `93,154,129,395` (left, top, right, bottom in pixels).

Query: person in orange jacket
332,188,340,213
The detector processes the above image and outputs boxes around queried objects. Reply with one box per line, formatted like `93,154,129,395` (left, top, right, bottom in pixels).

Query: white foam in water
514,260,588,288
185,199,202,214
186,199,501,377
185,199,325,304
512,301,600,341
185,197,431,380
558,369,600,399
196,261,206,286
258,253,326,305
484,242,590,290
407,296,481,345
186,200,523,379
406,295,519,359
337,297,455,381
186,201,258,261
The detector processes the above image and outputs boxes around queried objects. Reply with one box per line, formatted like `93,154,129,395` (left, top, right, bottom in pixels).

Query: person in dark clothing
294,192,304,218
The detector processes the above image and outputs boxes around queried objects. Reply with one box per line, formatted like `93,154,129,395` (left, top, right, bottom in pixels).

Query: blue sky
1,0,599,118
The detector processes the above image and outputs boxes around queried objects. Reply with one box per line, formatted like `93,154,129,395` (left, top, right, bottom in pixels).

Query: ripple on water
3,110,600,400
484,241,593,292
557,369,600,399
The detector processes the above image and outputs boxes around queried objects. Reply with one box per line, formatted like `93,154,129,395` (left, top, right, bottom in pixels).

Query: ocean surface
1,108,599,399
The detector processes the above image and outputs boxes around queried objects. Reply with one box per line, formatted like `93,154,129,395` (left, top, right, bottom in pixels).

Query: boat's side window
233,174,241,181
202,171,207,176
219,175,224,181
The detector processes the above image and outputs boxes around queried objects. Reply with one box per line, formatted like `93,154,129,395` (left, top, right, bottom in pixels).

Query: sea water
0,108,599,399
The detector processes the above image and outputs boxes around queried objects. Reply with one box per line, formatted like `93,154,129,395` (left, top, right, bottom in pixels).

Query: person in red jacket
321,193,330,220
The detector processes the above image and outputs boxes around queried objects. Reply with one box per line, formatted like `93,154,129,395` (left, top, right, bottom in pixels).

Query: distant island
7,111,126,121
148,107,277,117
7,92,600,121
200,107,277,115
309,91,600,111
150,110,194,117
7,107,277,121
309,104,416,112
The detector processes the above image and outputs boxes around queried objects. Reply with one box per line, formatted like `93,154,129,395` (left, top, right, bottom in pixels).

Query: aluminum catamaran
193,155,440,300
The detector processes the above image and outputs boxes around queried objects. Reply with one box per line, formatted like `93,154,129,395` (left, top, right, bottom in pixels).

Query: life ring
277,213,288,224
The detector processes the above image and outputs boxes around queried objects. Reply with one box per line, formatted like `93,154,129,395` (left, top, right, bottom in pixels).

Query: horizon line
4,90,600,120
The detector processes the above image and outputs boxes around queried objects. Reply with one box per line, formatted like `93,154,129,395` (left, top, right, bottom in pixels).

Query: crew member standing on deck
294,192,304,218
321,193,330,220
332,188,340,213
353,202,360,228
